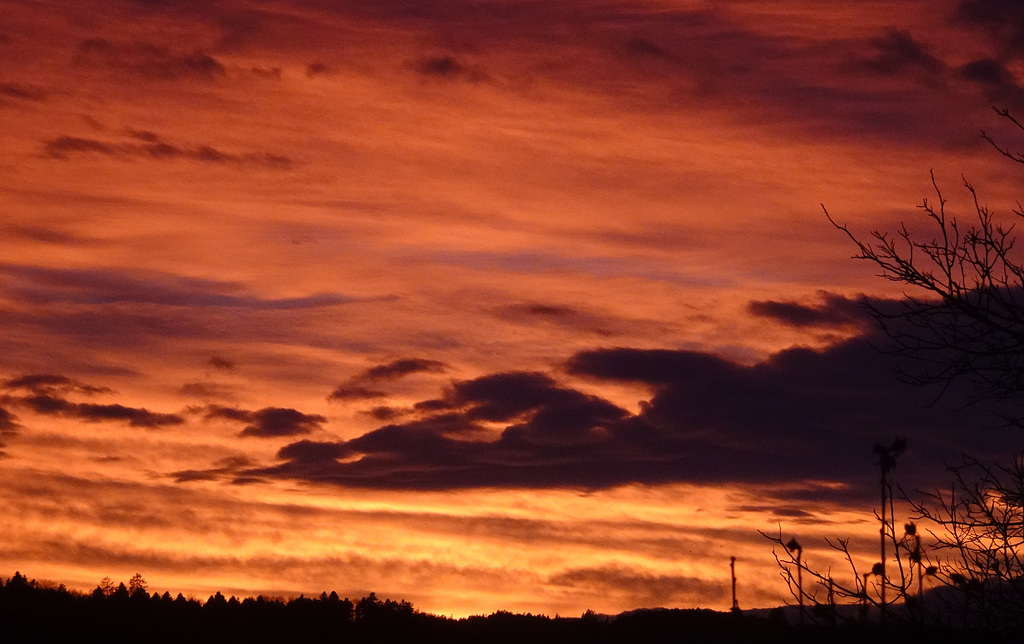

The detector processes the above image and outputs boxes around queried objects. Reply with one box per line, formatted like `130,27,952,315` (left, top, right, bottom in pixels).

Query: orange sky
1,0,1023,617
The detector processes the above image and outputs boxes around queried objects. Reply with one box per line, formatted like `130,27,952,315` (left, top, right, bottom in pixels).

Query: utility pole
786,538,803,627
860,572,870,623
827,576,835,628
906,522,922,621
873,439,904,626
730,556,739,612
880,458,887,620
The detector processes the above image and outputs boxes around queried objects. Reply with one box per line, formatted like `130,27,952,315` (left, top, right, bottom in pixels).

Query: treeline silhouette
0,571,992,643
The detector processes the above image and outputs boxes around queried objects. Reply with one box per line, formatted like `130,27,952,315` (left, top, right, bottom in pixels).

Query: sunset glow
2,0,1023,617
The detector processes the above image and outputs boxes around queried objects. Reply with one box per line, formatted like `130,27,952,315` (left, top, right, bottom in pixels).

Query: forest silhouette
0,570,995,643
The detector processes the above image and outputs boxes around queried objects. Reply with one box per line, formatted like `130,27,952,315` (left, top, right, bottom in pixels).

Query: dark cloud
2,374,111,396
0,82,46,102
413,55,487,82
241,408,327,438
950,57,1024,109
171,455,252,483
417,371,596,422
0,407,20,433
747,291,870,329
208,356,235,371
328,385,388,401
75,39,226,80
201,404,253,423
509,303,579,319
564,348,740,386
1,225,97,246
72,402,184,427
416,55,463,77
16,393,183,428
499,303,598,330
276,439,351,464
41,131,292,168
329,358,446,401
960,57,1017,86
247,328,1021,500
957,57,1024,106
360,406,408,421
230,476,266,485
250,370,632,488
1,264,351,310
623,37,675,60
305,61,331,77
190,145,292,168
363,358,446,381
42,136,116,158
955,0,1024,58
178,382,237,401
201,405,326,438
851,29,945,76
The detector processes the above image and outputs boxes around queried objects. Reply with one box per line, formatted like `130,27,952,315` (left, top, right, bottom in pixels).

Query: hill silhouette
0,571,997,643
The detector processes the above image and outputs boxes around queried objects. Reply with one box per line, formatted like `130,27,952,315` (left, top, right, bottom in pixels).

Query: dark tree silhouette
128,572,147,598
804,108,1024,632
0,571,984,643
96,576,115,597
826,107,1024,413
908,452,1024,632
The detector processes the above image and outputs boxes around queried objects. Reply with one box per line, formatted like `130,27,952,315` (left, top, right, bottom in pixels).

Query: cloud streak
75,39,226,81
1,374,183,428
22,396,184,427
1,264,352,310
42,131,293,168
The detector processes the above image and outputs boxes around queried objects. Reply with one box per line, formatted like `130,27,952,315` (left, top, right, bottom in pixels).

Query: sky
2,0,1024,617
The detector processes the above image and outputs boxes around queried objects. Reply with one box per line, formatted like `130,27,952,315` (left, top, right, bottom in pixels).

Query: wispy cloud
75,39,226,81
2,374,183,428
41,130,293,168
329,357,447,401
3,374,112,396
548,565,726,607
0,82,46,103
20,396,184,428
0,407,21,433
846,29,946,77
1,264,352,310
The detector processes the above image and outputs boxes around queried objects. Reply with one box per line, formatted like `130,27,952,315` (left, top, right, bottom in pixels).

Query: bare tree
802,108,1024,631
909,453,1024,631
762,441,931,626
826,107,1024,412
